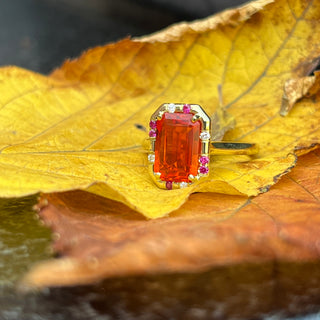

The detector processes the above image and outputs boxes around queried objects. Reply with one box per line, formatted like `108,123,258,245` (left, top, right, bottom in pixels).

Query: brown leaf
23,149,320,288
280,71,320,116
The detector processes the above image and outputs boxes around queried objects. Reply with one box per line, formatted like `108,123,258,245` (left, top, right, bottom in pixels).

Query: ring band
148,103,258,190
210,142,259,155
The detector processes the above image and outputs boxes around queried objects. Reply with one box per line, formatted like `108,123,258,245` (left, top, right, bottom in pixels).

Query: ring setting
148,103,211,190
147,103,259,190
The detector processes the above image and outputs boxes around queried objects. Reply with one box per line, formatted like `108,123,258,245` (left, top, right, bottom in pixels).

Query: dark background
0,0,319,319
0,0,246,74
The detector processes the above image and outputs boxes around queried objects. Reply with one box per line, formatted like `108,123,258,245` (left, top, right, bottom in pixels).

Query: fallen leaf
1,0,320,217
22,149,320,288
280,71,320,116
211,85,236,140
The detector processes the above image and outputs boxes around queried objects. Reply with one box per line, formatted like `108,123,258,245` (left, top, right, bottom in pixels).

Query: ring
148,103,258,190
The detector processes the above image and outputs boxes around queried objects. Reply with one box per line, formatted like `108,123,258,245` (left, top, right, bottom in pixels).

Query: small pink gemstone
149,120,157,129
166,181,173,190
149,129,156,138
199,166,209,174
183,104,191,114
199,156,209,165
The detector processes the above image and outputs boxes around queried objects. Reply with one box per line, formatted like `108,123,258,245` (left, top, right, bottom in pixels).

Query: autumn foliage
0,0,320,289
0,0,320,218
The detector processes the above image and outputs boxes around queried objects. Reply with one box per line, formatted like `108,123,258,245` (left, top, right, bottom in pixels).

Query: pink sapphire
166,181,173,190
199,166,209,174
183,104,191,114
149,120,157,129
199,156,209,165
149,129,156,138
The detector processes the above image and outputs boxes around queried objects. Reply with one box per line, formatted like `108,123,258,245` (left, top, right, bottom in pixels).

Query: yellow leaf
1,0,320,218
22,150,320,288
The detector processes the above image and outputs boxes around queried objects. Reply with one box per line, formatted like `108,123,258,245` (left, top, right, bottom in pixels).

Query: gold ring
148,103,258,190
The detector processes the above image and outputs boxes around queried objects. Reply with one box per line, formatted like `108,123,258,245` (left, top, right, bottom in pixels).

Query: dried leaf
1,0,320,217
22,149,320,288
280,71,320,116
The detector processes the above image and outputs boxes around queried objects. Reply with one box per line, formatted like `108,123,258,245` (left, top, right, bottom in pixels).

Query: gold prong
150,139,155,151
156,111,165,120
201,142,209,154
172,182,179,189
192,114,201,122
175,104,183,112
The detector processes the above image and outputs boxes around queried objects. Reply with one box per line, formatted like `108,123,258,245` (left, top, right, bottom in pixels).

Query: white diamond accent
200,132,211,140
180,182,188,188
148,154,155,163
168,103,176,113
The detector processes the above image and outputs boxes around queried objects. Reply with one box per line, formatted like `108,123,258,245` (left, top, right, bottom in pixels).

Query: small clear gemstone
199,156,209,165
149,129,156,138
148,154,155,163
200,132,211,140
199,166,209,174
183,104,191,114
180,182,188,188
168,103,176,113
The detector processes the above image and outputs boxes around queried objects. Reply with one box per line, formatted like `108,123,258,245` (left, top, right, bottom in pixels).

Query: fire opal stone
154,112,201,182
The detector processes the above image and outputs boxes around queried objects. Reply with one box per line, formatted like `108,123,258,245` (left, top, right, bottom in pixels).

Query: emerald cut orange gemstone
154,112,201,182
